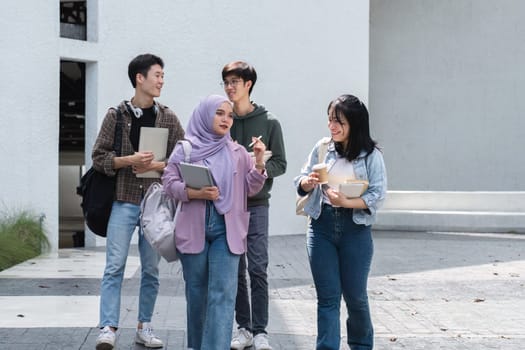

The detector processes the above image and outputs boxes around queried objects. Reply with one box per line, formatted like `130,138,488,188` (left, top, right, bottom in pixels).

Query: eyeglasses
220,78,243,87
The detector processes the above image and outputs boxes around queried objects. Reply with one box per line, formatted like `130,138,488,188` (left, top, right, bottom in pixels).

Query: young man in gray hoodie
222,61,287,350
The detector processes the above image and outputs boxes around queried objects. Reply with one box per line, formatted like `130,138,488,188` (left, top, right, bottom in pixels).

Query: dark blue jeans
307,204,374,350
235,205,269,335
179,202,240,350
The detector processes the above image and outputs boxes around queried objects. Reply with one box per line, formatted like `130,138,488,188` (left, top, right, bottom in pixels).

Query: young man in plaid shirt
93,53,184,350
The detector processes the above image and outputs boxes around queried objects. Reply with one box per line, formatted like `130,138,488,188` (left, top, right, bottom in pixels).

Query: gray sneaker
135,322,164,348
253,333,272,350
230,328,253,349
96,326,115,350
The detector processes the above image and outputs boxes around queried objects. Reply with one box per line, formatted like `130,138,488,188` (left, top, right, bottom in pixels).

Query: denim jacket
293,138,387,225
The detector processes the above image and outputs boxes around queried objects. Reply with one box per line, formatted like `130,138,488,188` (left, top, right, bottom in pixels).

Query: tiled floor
1,231,524,349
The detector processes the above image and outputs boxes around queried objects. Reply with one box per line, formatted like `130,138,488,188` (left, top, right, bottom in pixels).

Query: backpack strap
318,137,331,163
112,107,123,157
179,140,192,162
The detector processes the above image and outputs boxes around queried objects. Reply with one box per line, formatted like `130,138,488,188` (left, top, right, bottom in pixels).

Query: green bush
0,211,49,271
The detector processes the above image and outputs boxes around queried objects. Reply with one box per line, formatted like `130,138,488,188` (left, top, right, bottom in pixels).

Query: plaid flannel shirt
92,101,184,205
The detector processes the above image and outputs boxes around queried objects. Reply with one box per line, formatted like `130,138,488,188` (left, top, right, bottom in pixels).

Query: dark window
60,61,85,153
60,1,86,40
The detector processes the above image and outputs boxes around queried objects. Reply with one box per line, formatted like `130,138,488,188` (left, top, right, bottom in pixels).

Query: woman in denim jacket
293,94,387,350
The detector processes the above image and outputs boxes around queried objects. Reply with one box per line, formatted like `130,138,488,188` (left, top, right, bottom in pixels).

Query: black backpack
76,108,123,237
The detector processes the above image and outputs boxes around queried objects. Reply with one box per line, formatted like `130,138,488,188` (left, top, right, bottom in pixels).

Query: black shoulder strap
113,107,123,157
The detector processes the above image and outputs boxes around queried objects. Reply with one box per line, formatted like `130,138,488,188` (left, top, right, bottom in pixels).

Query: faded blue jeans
179,202,240,350
235,205,269,335
99,201,161,328
307,204,374,350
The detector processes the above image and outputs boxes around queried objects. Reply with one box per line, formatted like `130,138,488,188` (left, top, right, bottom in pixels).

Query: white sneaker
230,327,253,349
253,333,273,350
96,326,115,350
135,322,164,348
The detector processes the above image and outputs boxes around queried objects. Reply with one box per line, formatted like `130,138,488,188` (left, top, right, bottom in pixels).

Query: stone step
376,191,525,233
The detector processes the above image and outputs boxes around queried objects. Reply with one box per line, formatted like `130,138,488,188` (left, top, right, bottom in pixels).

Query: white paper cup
312,163,328,184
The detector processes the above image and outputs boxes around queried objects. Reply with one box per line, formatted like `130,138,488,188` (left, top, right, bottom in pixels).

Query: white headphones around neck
126,100,159,119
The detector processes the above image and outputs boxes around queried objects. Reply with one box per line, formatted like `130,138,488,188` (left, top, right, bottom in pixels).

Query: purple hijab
168,95,234,214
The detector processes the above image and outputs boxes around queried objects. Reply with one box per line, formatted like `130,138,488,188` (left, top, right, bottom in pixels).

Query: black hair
328,94,377,161
128,53,164,88
221,61,257,95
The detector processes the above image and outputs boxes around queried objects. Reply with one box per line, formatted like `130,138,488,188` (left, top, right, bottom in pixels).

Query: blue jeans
179,202,240,350
235,205,269,335
99,201,161,328
307,204,374,350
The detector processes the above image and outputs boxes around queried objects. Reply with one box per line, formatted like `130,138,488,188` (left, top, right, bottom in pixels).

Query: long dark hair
328,94,377,162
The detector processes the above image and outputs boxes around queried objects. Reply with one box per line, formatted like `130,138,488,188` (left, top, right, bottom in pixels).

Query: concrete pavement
0,231,524,349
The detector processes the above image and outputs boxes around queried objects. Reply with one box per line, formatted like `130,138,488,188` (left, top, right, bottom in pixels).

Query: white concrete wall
370,0,525,191
0,0,60,249
369,1,525,233
1,0,370,249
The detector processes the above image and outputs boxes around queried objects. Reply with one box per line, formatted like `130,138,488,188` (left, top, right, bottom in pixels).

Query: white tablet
137,127,169,178
179,163,214,189
339,181,368,198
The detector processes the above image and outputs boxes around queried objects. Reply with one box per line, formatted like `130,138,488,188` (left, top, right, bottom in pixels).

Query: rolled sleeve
360,149,387,215
162,161,189,202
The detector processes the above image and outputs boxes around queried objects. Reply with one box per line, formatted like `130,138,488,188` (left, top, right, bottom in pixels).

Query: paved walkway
1,231,524,349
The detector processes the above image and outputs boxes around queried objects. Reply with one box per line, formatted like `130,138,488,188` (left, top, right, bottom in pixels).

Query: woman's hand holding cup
301,163,328,192
301,170,320,192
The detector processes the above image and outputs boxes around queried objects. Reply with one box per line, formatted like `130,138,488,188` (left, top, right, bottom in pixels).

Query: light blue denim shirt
293,138,387,225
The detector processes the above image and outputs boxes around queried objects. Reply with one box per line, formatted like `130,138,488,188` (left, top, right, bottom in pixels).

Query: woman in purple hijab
162,95,267,350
